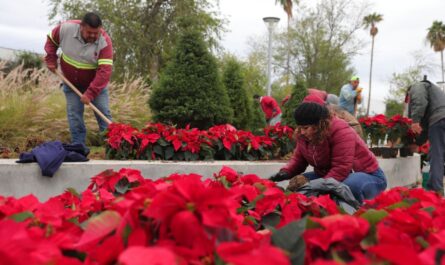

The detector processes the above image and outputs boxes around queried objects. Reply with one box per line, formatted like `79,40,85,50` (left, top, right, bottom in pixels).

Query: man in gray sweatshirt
408,80,445,195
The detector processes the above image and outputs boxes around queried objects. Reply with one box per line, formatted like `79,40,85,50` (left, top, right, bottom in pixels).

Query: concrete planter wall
0,154,421,201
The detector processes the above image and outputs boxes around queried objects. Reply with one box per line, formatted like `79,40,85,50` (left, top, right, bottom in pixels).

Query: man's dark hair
253,94,260,99
82,12,102,28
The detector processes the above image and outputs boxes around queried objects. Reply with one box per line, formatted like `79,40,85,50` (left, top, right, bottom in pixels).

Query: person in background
326,93,339,106
269,102,387,203
339,76,362,115
281,94,291,107
307,88,327,101
253,94,282,126
44,12,113,147
407,79,445,196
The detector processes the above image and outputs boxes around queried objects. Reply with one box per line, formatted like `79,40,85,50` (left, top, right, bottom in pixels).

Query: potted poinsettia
386,114,414,157
359,114,389,157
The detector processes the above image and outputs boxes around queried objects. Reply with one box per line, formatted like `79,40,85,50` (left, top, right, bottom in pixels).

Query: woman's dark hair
294,102,331,144
82,12,102,28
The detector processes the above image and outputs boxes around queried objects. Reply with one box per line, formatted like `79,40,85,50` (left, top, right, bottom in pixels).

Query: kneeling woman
270,102,387,203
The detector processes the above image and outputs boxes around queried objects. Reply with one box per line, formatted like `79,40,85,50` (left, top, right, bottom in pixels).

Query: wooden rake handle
55,70,112,125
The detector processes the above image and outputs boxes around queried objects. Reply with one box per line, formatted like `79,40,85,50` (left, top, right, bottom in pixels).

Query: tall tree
221,55,252,130
363,12,383,116
46,0,225,82
149,21,233,129
275,0,299,87
270,0,367,93
426,20,445,83
281,81,307,126
384,51,435,117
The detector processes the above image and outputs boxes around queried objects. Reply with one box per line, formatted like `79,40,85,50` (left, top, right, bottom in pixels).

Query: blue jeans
303,168,387,203
63,84,112,145
427,118,445,193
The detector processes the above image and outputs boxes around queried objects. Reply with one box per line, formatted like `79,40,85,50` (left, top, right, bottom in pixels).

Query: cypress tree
222,57,252,130
250,100,267,131
282,81,308,126
149,24,233,129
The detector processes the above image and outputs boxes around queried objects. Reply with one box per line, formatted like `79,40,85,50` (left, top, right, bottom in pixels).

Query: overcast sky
1,0,444,114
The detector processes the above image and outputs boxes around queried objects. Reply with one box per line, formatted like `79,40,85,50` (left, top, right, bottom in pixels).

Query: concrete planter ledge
0,154,421,201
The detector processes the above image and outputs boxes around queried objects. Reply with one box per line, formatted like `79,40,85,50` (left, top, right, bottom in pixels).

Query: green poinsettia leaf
9,211,34,222
271,217,307,265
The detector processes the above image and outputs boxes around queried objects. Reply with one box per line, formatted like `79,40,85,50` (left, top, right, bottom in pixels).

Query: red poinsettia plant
386,114,414,147
1,167,445,264
359,114,388,147
105,123,294,161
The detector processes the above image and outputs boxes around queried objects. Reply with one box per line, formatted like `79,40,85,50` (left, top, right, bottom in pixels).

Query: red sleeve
84,33,113,100
44,24,61,66
324,127,356,181
281,143,308,176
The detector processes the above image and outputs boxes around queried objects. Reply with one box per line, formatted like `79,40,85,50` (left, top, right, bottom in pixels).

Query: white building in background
0,47,18,61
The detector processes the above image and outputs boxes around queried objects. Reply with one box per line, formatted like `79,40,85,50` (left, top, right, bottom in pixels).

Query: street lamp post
263,16,280,96
437,81,445,92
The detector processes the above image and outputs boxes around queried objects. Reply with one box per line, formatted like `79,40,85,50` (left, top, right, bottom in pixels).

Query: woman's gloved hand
269,171,290,182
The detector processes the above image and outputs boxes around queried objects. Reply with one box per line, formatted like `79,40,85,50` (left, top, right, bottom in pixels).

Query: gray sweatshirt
408,81,445,127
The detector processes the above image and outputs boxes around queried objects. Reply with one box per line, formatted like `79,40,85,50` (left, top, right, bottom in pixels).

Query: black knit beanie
293,102,329,125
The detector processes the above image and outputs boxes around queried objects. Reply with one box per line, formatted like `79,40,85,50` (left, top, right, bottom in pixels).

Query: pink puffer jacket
281,117,379,182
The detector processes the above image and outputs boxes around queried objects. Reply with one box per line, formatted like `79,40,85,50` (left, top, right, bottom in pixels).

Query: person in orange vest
44,12,113,146
253,94,282,126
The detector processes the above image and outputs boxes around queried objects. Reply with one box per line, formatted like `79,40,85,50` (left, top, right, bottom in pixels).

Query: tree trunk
441,50,444,83
366,35,375,116
286,19,291,87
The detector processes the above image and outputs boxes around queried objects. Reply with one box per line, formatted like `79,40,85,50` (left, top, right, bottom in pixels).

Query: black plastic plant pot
381,147,398,159
399,146,414,157
369,147,382,157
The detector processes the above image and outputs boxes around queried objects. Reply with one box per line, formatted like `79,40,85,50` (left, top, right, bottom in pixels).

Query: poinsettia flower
217,240,290,265
84,233,124,264
33,197,67,227
147,173,238,229
118,246,178,265
106,123,138,149
169,210,214,257
368,244,423,265
312,194,340,215
419,241,445,264
376,224,418,251
418,141,430,155
0,220,62,265
73,210,122,251
304,215,369,251
215,166,240,183
254,187,286,217
136,132,160,156
0,194,40,218
382,208,432,237
278,196,303,228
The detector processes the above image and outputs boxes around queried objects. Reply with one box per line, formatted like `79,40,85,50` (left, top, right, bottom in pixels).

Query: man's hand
411,122,422,135
46,62,57,73
269,171,290,182
80,94,91,105
355,87,363,93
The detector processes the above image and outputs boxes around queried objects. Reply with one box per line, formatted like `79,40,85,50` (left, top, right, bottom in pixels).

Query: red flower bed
105,123,295,161
1,168,445,264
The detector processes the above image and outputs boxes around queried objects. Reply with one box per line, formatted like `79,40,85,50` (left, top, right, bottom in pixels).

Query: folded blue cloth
17,141,89,177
